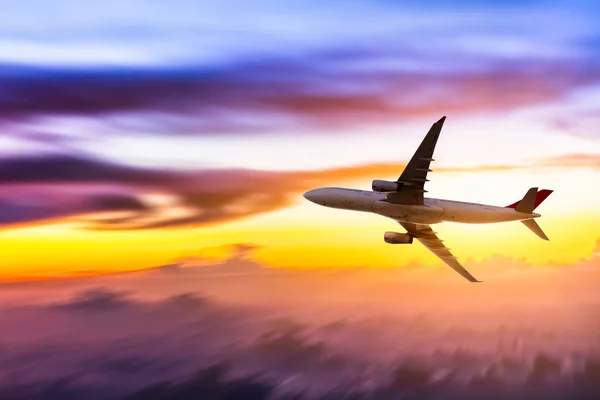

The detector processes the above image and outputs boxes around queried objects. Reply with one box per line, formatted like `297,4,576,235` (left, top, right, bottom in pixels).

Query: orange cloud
0,153,597,231
541,153,600,169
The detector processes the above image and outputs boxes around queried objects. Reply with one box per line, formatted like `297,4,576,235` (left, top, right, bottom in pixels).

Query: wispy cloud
542,153,600,168
1,57,598,138
0,152,593,230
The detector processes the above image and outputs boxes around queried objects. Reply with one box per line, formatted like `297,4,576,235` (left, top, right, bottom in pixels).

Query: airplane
303,116,552,282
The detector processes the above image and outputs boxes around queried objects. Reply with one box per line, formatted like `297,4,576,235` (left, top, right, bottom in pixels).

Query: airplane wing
399,222,481,283
387,116,446,206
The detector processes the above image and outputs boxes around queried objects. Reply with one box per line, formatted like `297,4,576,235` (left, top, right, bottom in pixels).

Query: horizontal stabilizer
521,219,549,241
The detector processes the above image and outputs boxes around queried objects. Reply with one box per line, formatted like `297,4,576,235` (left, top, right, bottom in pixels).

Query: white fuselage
303,187,540,225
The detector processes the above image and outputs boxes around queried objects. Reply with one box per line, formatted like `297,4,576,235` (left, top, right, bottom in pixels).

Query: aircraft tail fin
521,219,549,241
505,188,553,213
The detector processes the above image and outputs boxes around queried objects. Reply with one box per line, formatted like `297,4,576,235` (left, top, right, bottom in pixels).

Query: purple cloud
0,191,148,226
0,153,291,229
1,249,600,399
1,52,599,138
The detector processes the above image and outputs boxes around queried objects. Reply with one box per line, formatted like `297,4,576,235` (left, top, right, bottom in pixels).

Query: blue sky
2,1,596,66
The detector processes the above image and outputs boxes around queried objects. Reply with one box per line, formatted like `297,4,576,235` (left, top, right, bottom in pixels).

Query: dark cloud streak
0,154,295,229
0,191,148,227
1,52,598,135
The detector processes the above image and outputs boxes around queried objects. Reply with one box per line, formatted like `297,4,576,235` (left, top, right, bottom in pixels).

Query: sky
0,0,599,281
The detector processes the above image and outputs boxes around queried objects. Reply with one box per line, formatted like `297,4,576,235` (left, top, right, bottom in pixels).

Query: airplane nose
303,189,317,203
303,189,324,204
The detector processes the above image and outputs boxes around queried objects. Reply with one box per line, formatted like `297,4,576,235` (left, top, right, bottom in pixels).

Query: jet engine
384,231,413,244
372,180,403,192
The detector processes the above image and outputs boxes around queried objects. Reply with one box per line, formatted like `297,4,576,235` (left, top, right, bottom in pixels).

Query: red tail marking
505,201,519,209
505,189,553,210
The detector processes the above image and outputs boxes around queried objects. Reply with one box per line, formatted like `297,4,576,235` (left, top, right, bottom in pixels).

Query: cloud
0,154,309,229
51,287,135,312
1,50,599,138
0,152,594,230
542,153,600,168
0,191,148,226
0,154,279,228
0,153,171,184
1,250,600,399
544,85,600,139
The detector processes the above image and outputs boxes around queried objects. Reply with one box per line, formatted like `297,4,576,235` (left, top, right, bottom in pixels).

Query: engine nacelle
384,231,413,244
372,180,403,192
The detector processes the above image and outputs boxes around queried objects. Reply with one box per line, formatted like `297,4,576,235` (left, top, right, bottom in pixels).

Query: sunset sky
1,0,599,281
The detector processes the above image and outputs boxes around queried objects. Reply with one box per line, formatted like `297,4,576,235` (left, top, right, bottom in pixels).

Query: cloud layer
1,245,600,399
